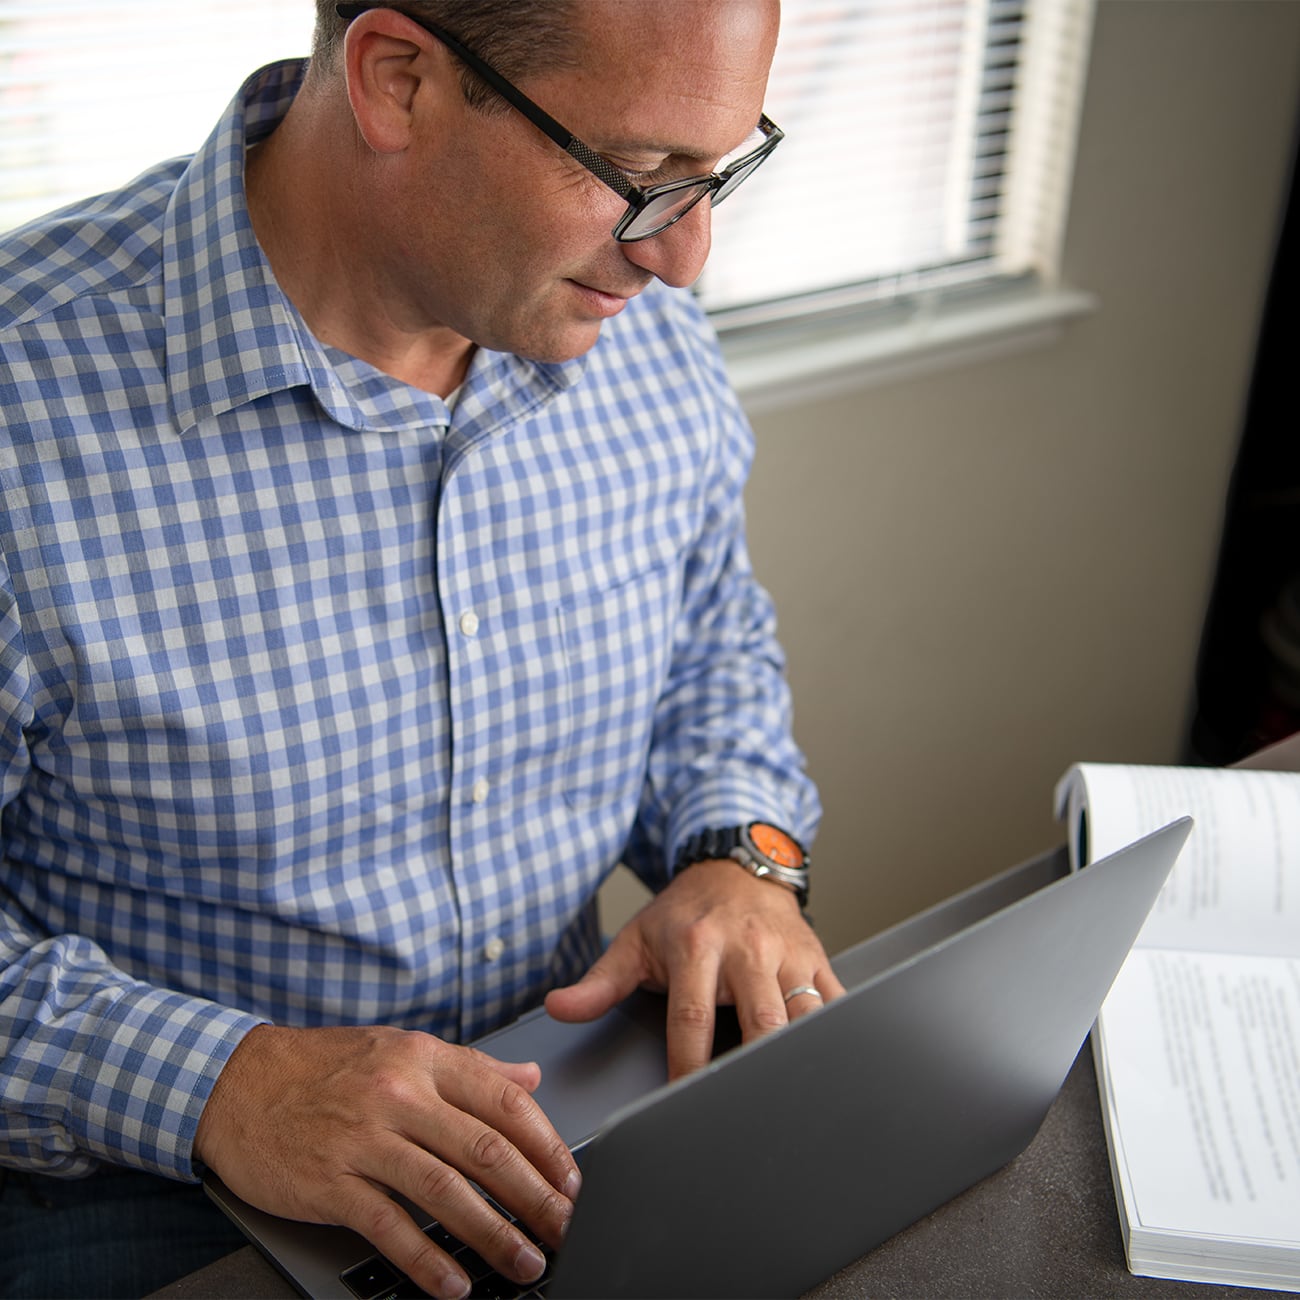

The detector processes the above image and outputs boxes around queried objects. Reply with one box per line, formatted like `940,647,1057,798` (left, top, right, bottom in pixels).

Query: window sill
718,285,1098,417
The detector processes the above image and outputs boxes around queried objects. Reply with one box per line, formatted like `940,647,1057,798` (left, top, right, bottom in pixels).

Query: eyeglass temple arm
334,3,635,200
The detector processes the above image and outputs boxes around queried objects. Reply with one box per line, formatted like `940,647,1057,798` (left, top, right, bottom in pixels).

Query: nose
619,196,713,288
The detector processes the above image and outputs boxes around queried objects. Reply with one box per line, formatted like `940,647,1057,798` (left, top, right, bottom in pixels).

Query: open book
1055,762,1300,1292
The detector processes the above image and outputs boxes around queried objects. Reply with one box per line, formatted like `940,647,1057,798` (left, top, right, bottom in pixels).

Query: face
376,0,780,364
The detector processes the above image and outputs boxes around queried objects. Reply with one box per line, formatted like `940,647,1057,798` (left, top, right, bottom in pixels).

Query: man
0,2,842,1297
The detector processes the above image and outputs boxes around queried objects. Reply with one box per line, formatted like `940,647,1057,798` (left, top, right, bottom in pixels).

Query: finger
726,927,844,1043
475,1051,542,1094
780,963,847,1022
436,1050,580,1228
333,1171,477,1300
780,982,825,1019
665,946,722,1080
544,929,649,1023
820,967,848,1002
378,1116,559,1282
725,946,792,1046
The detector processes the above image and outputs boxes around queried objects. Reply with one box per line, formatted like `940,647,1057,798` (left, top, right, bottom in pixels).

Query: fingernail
564,1167,583,1199
515,1242,547,1281
439,1271,471,1300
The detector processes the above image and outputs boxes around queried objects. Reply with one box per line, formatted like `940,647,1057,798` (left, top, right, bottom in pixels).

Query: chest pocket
557,556,681,812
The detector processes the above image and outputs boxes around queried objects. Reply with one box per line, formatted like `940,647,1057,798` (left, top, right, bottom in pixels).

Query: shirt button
471,778,491,804
459,611,480,637
484,936,506,962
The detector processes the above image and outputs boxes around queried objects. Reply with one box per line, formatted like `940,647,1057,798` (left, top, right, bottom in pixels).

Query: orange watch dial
749,823,803,869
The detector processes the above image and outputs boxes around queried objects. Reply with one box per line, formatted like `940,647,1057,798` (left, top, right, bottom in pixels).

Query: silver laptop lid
550,820,1190,1298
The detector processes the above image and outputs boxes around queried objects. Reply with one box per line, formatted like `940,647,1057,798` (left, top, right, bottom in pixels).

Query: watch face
748,823,804,869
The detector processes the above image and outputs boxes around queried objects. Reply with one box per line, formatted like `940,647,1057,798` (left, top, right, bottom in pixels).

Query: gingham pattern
0,60,818,1181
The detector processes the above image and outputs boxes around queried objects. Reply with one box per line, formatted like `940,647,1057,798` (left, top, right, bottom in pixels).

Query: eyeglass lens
713,149,770,203
624,185,712,239
621,132,775,239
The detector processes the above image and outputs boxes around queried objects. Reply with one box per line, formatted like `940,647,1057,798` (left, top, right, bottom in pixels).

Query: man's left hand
544,859,845,1079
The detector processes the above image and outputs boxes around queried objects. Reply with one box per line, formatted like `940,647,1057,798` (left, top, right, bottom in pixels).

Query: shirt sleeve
0,554,265,1182
621,295,821,889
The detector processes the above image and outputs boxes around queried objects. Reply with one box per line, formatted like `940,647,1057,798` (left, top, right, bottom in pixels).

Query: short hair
311,2,578,111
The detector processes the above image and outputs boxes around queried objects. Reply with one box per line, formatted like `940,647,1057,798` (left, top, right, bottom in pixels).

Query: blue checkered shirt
0,61,818,1182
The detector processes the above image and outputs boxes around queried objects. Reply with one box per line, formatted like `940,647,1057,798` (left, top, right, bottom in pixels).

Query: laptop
206,817,1191,1299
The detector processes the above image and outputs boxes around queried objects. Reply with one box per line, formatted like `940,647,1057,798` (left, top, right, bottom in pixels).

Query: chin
509,323,606,365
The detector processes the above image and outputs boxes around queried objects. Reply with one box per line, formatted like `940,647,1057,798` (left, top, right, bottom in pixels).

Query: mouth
568,278,646,319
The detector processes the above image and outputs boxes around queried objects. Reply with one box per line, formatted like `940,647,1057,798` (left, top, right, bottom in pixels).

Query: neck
244,91,475,398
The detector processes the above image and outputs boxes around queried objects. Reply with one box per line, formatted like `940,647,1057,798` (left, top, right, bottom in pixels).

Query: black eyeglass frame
335,2,784,242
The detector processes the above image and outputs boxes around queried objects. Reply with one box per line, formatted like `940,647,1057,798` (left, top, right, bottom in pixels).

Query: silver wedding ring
782,984,823,1004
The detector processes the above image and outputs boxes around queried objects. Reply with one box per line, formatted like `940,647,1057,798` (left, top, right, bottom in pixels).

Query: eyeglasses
335,4,783,242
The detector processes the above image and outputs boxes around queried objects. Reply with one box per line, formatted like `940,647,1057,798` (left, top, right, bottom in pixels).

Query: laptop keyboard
340,1214,553,1299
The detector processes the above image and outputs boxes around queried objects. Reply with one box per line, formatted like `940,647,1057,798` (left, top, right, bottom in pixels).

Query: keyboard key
469,1272,527,1299
390,1281,431,1299
452,1245,494,1280
340,1256,403,1299
422,1220,460,1252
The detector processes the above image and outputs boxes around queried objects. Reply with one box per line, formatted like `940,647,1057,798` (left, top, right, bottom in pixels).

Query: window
702,0,1094,326
0,2,314,232
0,0,1095,381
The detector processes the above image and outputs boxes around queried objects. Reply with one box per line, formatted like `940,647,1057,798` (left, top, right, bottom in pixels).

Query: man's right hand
193,1023,580,1300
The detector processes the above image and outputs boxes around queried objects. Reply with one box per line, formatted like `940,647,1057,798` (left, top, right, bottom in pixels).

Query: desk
152,1046,1270,1300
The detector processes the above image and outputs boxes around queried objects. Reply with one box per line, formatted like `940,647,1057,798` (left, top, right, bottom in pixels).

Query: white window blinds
0,1,314,232
0,0,1093,325
701,0,1095,324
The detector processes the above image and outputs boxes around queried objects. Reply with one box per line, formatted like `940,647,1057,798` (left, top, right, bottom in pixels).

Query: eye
612,158,675,186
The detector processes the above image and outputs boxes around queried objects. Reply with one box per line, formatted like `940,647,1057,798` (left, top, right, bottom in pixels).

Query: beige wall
603,0,1300,955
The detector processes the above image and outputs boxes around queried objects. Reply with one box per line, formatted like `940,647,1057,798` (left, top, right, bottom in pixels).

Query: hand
545,859,845,1079
193,1024,581,1300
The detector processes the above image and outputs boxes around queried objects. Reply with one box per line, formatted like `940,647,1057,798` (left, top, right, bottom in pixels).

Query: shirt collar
162,59,588,438
164,59,318,435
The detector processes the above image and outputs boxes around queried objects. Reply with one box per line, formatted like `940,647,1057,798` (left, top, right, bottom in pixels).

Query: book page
1099,948,1300,1242
1055,764,1300,956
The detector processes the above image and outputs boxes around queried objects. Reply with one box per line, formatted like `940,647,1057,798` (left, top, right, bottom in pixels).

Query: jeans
0,1164,247,1299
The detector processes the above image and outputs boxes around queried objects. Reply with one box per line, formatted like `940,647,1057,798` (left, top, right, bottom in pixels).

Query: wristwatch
673,822,810,907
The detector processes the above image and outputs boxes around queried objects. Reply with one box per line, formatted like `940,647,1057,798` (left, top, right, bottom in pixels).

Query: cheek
496,220,613,303
420,166,625,322
519,168,629,268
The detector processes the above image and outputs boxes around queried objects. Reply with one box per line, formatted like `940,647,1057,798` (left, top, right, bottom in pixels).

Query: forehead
539,0,779,159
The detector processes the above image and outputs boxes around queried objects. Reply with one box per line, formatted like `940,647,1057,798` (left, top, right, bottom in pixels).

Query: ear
341,8,458,155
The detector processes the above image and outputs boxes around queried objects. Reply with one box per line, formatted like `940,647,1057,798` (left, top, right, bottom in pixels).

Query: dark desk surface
152,1045,1271,1300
